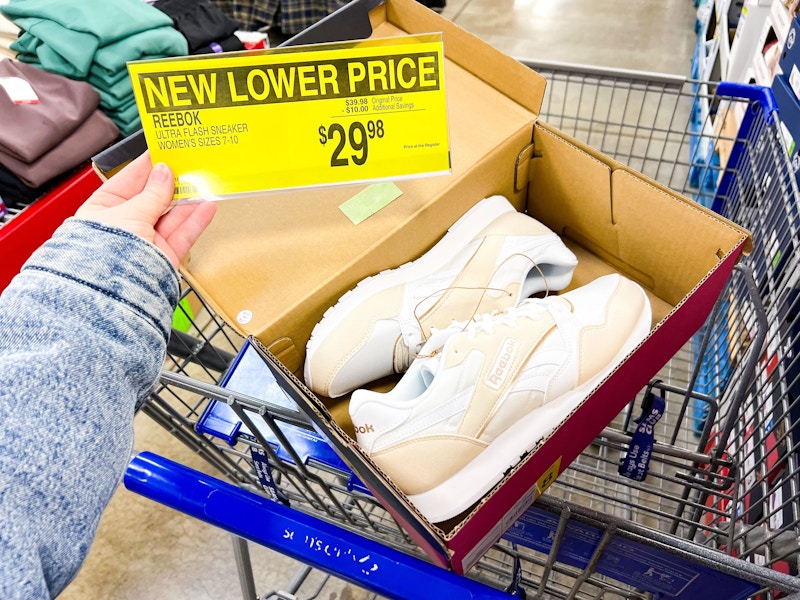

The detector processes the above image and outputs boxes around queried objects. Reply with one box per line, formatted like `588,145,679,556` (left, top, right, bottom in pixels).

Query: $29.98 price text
318,120,385,167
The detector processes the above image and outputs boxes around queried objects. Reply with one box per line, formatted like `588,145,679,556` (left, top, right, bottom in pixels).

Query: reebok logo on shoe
486,337,520,390
304,195,578,398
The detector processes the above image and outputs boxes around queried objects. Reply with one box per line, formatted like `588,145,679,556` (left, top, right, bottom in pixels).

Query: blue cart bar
125,451,514,600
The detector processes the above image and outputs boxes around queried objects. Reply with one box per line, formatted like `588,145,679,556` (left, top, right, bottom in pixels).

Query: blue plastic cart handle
711,81,780,214
717,81,779,124
125,452,513,600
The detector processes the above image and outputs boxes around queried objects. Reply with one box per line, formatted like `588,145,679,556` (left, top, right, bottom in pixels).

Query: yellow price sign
128,34,450,201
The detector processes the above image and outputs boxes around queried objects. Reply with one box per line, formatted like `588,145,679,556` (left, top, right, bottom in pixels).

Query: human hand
76,151,217,269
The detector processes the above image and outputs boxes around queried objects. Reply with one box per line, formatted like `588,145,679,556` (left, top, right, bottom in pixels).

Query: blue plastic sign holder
196,340,369,494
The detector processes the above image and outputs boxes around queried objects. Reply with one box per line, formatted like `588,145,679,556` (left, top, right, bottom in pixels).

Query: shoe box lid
94,0,754,575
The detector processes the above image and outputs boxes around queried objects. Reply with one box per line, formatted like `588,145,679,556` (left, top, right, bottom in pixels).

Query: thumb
127,162,176,222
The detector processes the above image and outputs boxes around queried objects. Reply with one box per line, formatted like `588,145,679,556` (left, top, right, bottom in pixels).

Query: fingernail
149,162,172,184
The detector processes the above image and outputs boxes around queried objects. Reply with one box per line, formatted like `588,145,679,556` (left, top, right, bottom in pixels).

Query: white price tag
791,65,800,101
0,76,40,104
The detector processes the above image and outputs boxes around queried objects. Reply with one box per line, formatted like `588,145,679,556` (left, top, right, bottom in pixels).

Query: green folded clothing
102,113,141,138
93,27,187,79
94,75,133,108
9,18,98,77
101,98,140,131
2,0,178,77
90,27,189,108
0,0,175,42
87,67,130,93
116,118,143,138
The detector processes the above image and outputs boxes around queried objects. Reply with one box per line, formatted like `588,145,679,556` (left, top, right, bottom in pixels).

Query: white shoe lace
464,298,570,339
409,252,552,346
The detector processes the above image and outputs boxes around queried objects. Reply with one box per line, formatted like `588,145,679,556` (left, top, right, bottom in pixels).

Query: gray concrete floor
59,2,699,599
441,0,697,74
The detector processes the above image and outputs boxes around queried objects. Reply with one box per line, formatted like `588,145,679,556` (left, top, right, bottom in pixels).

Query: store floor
60,1,698,599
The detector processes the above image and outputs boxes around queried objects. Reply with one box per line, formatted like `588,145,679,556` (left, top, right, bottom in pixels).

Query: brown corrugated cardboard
180,0,547,375
99,0,753,575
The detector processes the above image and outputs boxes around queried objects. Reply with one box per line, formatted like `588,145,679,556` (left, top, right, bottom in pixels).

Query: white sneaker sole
304,196,515,391
407,288,652,523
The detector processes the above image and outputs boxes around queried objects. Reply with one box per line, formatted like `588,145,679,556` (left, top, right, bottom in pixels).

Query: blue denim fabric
0,218,179,599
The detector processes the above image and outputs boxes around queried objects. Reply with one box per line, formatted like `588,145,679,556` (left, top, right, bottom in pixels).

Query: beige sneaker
348,273,652,523
304,195,579,398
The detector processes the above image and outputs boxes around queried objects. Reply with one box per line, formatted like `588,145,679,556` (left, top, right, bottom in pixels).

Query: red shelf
0,164,102,293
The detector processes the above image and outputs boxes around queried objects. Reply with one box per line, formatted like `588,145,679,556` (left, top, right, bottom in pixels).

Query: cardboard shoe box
137,0,753,574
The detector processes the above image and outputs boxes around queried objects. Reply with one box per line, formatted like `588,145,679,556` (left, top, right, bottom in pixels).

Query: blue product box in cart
197,341,370,497
504,506,759,599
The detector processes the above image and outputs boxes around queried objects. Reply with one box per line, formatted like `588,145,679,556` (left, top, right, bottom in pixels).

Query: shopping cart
125,60,800,599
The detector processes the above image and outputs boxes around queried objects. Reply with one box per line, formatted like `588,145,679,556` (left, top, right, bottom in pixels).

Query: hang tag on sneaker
618,389,665,482
0,77,40,104
249,446,289,505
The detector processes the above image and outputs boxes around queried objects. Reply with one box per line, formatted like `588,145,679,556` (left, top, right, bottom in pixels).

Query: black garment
190,34,245,55
155,0,240,53
0,161,54,208
417,0,446,11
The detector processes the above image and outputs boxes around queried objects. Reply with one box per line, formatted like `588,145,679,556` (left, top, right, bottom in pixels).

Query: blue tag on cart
250,446,289,505
504,550,528,598
619,390,665,481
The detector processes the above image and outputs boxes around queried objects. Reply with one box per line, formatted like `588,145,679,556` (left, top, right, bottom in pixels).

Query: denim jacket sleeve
0,218,180,599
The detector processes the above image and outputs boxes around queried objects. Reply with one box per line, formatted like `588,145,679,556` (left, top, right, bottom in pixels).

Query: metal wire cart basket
126,61,800,600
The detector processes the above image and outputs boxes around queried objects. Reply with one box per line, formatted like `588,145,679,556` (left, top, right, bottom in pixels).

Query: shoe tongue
415,324,458,384
419,358,439,387
544,295,572,312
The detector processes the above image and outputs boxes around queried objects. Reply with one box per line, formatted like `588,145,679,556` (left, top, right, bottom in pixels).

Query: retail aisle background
59,1,697,599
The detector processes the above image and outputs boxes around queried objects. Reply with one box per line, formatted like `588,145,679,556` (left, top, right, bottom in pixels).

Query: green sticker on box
339,182,403,224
